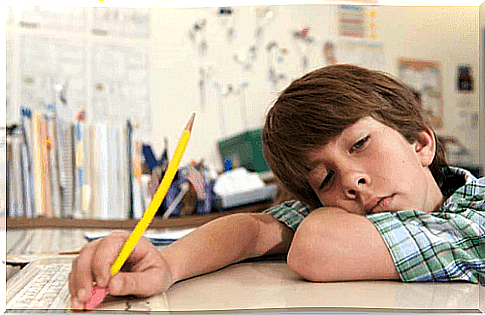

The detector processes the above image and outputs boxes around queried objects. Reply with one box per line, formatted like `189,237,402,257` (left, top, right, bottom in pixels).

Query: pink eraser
85,286,108,310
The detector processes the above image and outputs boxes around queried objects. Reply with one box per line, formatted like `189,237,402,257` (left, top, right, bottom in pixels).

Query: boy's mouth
364,195,394,214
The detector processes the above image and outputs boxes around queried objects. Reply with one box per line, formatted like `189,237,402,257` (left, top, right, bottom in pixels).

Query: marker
84,113,196,310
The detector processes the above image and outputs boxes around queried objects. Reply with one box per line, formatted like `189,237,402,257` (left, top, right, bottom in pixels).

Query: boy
69,65,484,310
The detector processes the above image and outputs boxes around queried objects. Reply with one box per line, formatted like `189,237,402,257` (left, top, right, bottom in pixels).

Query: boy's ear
413,125,436,167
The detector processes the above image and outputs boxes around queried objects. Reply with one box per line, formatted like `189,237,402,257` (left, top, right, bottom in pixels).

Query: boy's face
306,116,443,215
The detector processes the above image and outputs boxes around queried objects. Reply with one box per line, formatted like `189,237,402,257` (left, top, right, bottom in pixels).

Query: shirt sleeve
263,200,310,231
366,178,485,284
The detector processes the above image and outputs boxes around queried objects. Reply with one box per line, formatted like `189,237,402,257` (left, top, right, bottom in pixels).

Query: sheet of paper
91,44,151,133
7,229,88,256
20,6,87,33
7,257,72,309
19,33,88,113
6,256,169,311
84,227,196,244
334,38,385,72
91,7,149,38
6,32,14,123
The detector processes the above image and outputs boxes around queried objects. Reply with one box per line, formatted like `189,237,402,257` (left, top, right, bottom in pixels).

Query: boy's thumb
108,270,164,297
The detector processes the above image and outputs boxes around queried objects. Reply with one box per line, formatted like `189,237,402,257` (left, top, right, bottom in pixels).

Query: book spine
40,116,53,217
46,112,62,218
57,119,75,218
17,134,26,217
73,120,84,219
32,111,44,217
98,123,110,220
82,125,94,218
20,110,35,217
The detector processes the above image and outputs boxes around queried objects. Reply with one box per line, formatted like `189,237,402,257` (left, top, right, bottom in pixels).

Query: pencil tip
185,113,196,131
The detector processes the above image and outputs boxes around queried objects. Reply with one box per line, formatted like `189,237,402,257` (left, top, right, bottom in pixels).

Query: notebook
83,228,196,246
6,256,170,311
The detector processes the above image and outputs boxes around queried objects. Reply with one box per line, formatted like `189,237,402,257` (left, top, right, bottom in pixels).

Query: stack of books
6,105,144,220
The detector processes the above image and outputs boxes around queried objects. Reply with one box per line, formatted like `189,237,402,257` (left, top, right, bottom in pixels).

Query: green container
218,128,270,173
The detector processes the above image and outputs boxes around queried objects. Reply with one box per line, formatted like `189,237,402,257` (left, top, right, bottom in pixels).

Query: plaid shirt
264,167,485,284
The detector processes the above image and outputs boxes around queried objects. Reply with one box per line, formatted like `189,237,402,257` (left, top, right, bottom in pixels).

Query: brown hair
262,64,448,209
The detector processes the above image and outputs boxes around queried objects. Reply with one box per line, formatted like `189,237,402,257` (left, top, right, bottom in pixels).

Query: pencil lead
185,113,196,132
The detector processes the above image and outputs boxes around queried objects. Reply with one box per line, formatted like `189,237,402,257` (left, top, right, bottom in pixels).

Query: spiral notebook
83,228,196,246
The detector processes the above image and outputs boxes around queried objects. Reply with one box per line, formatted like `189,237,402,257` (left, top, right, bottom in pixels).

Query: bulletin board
91,43,151,129
397,58,443,130
7,6,151,133
183,5,385,140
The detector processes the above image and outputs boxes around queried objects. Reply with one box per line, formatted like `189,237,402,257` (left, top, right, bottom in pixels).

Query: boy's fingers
91,231,130,287
70,296,85,311
108,268,166,297
70,230,163,309
69,240,100,306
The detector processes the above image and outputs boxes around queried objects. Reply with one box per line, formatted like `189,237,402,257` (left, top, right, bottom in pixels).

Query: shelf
6,201,273,230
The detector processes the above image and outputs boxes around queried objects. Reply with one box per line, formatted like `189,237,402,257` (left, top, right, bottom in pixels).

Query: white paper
84,228,196,242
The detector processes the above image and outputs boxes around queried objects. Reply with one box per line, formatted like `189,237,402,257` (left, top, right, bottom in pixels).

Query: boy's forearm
159,213,266,284
287,208,399,282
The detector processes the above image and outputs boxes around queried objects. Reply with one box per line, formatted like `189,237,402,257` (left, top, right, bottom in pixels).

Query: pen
84,113,195,310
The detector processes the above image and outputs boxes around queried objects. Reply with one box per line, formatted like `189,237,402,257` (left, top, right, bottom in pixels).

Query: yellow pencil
85,113,195,310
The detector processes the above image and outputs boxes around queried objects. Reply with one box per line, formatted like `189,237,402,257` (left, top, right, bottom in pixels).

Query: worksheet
7,257,169,311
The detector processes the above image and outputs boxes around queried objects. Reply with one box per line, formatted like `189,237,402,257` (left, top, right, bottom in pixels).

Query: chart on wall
91,44,151,132
7,32,14,122
19,6,88,33
91,7,150,38
397,58,443,130
328,38,384,71
18,33,88,115
6,6,152,132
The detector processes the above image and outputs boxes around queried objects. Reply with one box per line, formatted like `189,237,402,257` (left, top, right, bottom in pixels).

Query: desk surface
6,229,482,313
142,261,480,313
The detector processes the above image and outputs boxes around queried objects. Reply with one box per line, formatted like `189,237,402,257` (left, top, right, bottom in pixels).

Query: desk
6,229,482,313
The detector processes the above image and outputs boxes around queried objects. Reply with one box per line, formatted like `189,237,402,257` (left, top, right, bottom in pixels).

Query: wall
378,6,479,169
145,5,480,172
6,5,480,172
480,2,485,172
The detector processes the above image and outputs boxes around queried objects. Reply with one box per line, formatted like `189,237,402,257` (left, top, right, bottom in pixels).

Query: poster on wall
456,65,474,93
331,39,385,71
397,58,443,130
19,6,88,33
91,7,150,38
91,44,151,133
18,34,88,115
338,5,366,38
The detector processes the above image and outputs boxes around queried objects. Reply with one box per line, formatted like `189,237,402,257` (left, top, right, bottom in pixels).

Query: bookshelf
6,7,287,229
6,200,273,230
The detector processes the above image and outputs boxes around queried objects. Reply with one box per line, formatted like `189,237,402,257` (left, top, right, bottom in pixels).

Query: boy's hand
69,231,173,310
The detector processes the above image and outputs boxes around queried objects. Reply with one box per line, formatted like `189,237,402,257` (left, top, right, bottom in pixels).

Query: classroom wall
145,5,480,172
480,2,485,171
376,6,479,170
6,5,480,173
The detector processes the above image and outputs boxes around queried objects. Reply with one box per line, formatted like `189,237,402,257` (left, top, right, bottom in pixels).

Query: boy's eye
319,170,335,191
351,135,370,153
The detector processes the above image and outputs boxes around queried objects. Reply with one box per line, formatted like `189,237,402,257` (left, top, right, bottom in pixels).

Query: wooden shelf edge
6,201,273,230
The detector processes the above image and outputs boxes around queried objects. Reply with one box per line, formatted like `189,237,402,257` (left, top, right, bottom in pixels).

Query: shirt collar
439,166,477,197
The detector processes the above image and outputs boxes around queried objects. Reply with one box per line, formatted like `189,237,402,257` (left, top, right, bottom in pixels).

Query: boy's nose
343,173,369,199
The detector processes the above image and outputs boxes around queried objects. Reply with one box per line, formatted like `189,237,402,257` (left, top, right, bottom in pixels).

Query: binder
32,112,45,217
57,118,75,218
73,118,84,219
20,108,35,217
45,107,62,218
40,115,53,217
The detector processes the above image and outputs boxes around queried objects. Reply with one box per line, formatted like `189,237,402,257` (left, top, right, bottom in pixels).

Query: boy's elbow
286,224,331,282
287,247,315,281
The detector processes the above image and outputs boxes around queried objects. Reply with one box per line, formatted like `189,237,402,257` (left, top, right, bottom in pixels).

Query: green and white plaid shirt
264,167,485,284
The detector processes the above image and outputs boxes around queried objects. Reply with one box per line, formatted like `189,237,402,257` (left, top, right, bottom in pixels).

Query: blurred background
4,1,484,222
